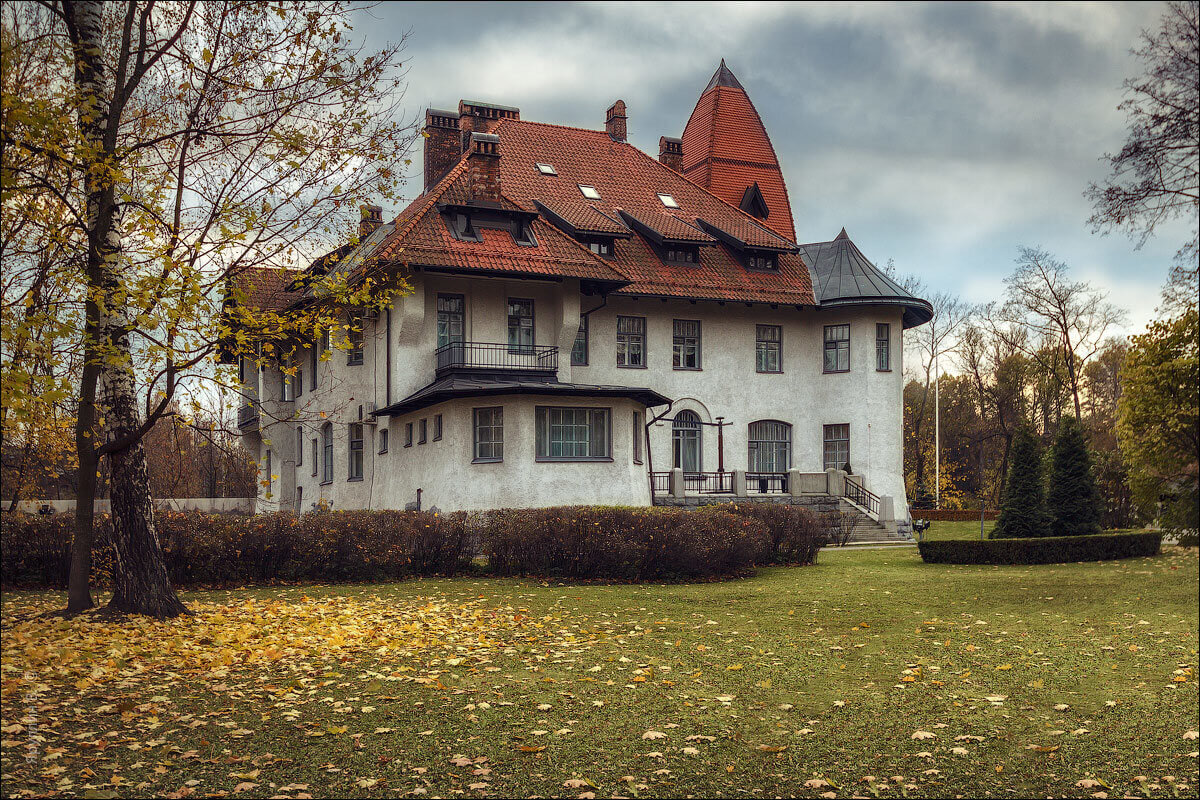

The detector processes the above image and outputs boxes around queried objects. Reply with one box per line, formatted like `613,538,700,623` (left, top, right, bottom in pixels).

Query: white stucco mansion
231,63,931,529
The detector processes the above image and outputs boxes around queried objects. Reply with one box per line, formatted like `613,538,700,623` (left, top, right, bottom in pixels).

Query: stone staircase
831,498,914,546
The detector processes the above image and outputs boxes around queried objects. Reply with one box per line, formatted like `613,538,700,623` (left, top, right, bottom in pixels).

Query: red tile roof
680,64,796,242
227,266,301,312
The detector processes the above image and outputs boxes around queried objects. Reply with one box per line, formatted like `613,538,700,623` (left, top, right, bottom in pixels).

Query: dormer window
450,212,482,242
657,193,679,208
536,163,557,175
665,246,699,264
577,184,601,200
747,253,778,270
513,221,537,247
584,239,614,257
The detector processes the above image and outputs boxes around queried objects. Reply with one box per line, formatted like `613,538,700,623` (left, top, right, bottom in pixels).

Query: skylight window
578,184,601,200
536,163,557,175
657,193,680,208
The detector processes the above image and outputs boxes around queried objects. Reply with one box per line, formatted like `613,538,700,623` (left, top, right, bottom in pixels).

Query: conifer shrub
992,427,1048,538
1046,415,1103,537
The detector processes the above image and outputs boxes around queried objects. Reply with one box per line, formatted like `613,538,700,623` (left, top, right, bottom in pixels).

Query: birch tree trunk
64,0,186,618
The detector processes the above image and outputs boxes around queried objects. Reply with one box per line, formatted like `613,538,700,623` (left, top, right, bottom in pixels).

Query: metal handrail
844,479,880,515
684,471,733,494
434,341,558,375
746,472,789,493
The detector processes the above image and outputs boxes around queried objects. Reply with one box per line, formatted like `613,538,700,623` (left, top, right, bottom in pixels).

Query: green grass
2,546,1197,798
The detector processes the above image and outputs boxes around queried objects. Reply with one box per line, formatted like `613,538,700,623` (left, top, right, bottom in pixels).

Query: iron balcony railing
649,471,671,494
746,472,789,493
237,402,259,428
686,471,733,494
435,341,558,376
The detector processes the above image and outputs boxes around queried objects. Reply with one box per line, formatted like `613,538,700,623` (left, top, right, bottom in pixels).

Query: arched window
321,422,334,483
748,420,791,472
672,410,702,473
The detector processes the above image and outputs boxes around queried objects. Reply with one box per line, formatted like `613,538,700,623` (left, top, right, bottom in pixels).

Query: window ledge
823,369,851,374
347,477,364,482
672,366,702,371
535,457,614,463
617,364,648,369
319,480,332,486
756,369,784,374
473,458,504,464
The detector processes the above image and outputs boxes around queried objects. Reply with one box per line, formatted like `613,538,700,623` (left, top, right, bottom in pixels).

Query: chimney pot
658,136,683,172
359,204,383,240
606,100,627,142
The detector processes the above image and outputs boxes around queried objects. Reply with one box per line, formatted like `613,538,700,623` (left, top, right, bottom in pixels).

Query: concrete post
825,468,845,497
788,469,803,497
732,469,747,497
879,495,898,534
669,467,685,499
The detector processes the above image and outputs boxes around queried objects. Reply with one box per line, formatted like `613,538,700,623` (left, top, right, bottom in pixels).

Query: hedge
917,531,1162,565
0,503,823,588
912,508,999,522
711,502,829,565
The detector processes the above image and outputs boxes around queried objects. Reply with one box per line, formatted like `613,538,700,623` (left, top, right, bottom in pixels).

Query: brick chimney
659,136,683,172
466,132,501,203
423,108,461,192
459,100,520,150
606,100,627,142
359,204,383,240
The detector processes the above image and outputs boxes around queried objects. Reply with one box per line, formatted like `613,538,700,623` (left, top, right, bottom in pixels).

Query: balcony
434,341,558,378
237,402,259,429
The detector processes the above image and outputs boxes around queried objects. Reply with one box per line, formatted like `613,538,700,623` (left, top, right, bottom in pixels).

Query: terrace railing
435,341,558,377
746,472,789,493
844,479,880,515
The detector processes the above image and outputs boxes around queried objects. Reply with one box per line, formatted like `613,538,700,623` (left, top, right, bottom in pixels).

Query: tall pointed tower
680,60,796,241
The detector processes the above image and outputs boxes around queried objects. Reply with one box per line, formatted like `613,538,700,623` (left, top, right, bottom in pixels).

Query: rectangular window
264,450,272,497
756,325,782,373
321,328,331,355
876,323,890,371
672,319,701,369
347,310,364,365
296,427,304,466
433,414,443,441
404,422,413,447
823,424,850,471
633,410,643,464
473,407,504,462
379,428,389,454
418,418,427,445
823,324,850,373
507,298,534,353
322,425,334,484
309,347,318,390
348,423,364,480
436,294,465,348
571,316,589,366
535,407,610,460
282,369,294,402
616,315,645,368
295,363,304,398
311,438,318,477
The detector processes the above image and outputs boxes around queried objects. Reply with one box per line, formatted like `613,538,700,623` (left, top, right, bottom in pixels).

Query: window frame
823,423,851,471
379,428,389,454
433,414,443,442
664,246,700,265
876,322,891,372
756,324,783,373
311,438,318,477
404,421,413,448
672,410,703,473
346,310,365,365
506,298,535,354
535,406,612,462
348,423,364,480
321,423,334,485
309,347,318,390
748,420,792,473
436,293,466,349
571,315,589,366
823,324,850,374
418,418,427,445
672,319,702,370
296,426,304,467
616,315,646,369
577,183,601,200
473,406,504,463
632,410,643,465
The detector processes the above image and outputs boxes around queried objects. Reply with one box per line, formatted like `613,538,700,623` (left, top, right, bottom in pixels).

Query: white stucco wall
244,271,913,518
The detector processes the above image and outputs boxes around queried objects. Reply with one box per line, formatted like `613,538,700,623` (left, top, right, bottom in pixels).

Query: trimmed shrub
0,510,472,588
714,502,829,565
481,506,768,581
918,531,1161,565
1046,415,1102,537
992,427,1047,538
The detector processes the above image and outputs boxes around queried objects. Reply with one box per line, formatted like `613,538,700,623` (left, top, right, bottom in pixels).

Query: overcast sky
354,1,1191,333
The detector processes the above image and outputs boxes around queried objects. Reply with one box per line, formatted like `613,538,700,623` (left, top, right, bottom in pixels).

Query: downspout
645,400,675,501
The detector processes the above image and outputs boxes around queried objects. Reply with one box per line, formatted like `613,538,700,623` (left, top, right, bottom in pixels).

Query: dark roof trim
738,182,770,219
397,263,631,292
704,59,745,93
373,377,671,418
817,296,934,329
617,210,715,247
436,201,540,223
616,290,812,309
533,200,632,239
695,218,797,254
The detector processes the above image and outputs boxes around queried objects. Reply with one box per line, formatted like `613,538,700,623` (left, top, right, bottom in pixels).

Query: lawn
2,546,1197,799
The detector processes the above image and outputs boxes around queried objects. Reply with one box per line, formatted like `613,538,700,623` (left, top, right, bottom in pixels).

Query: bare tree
1086,1,1199,289
991,247,1127,419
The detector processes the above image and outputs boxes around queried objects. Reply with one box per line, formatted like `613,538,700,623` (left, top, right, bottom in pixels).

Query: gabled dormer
695,217,797,272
